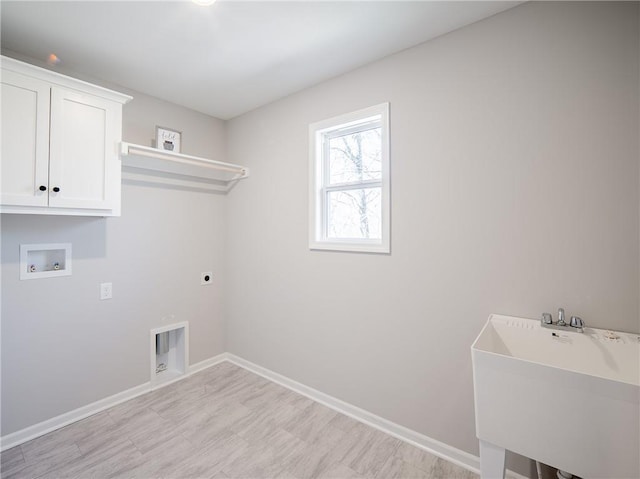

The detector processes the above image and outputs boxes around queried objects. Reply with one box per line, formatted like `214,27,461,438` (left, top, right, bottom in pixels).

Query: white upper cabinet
48,87,119,210
1,70,51,207
1,56,132,216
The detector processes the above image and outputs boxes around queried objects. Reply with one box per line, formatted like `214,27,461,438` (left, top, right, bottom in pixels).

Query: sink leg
479,440,506,479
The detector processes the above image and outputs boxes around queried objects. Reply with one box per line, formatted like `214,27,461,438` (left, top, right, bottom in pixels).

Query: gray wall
1,88,228,435
225,0,639,468
1,2,638,472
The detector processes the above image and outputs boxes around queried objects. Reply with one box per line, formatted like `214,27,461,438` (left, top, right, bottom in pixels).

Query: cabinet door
49,87,119,210
1,70,50,207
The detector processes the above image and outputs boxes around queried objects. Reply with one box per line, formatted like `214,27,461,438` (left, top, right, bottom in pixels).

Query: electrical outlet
201,272,213,285
100,282,113,300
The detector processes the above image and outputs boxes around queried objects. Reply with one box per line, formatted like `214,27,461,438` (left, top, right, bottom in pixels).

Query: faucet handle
570,316,584,330
542,313,553,325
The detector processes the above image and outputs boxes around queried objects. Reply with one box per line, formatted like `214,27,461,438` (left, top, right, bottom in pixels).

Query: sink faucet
541,308,584,333
557,308,566,326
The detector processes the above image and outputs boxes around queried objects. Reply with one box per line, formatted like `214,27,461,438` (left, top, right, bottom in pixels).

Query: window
309,103,390,253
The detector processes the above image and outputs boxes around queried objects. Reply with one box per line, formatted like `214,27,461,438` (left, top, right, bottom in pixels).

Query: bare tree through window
328,127,382,239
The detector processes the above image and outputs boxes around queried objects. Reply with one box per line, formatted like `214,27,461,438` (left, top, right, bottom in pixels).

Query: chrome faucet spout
557,308,566,326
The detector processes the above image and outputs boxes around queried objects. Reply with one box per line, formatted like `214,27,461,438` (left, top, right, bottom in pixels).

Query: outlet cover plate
100,282,113,300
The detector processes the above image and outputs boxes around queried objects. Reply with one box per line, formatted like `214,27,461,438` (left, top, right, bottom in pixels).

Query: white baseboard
0,381,150,451
226,354,529,479
189,352,229,375
0,352,229,452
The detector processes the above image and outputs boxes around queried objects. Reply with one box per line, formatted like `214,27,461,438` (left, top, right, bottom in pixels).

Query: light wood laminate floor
1,362,478,479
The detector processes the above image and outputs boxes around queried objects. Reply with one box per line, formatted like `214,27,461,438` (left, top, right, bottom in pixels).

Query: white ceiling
1,1,520,119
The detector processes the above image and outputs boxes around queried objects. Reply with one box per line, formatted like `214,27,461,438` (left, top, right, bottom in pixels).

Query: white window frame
309,103,390,253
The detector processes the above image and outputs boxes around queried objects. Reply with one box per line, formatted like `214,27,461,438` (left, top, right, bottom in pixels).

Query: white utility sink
472,314,639,479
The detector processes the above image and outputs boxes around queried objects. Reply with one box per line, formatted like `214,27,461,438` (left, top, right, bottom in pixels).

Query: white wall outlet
201,272,213,285
100,282,113,300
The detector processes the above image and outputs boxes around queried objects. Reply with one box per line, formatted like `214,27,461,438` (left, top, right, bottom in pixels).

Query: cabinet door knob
39,185,47,191
52,187,60,193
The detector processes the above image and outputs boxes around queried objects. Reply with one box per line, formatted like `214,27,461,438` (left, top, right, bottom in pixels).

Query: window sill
309,240,390,254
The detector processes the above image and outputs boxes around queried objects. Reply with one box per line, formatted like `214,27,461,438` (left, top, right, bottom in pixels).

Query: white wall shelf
120,142,249,193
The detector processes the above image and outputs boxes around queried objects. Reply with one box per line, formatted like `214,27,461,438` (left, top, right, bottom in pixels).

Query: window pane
327,187,381,239
328,127,381,185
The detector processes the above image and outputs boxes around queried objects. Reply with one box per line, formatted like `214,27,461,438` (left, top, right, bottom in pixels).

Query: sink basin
472,314,639,479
